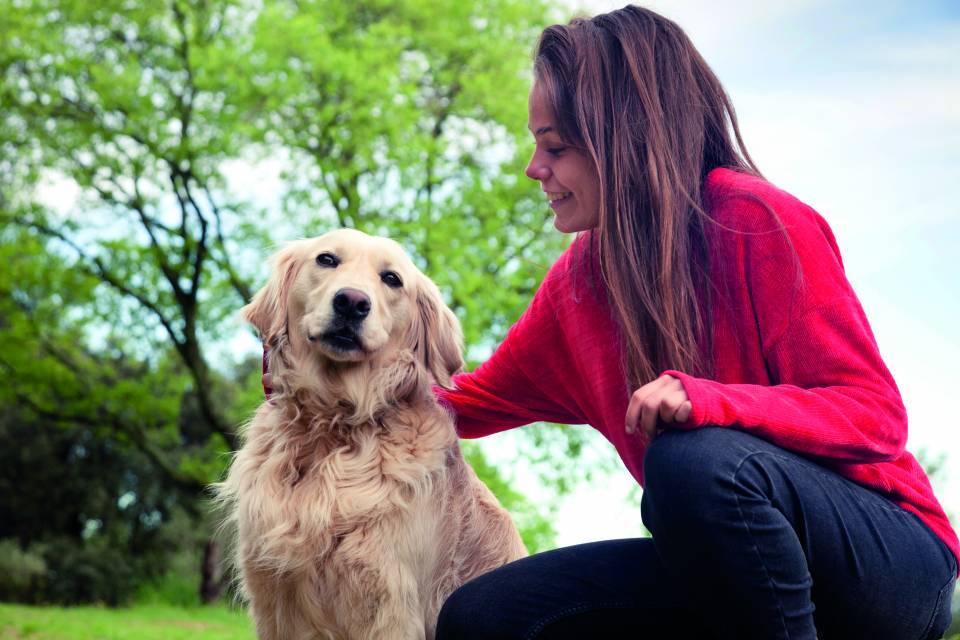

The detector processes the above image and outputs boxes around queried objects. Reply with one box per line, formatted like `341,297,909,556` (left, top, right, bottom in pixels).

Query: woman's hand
625,374,692,442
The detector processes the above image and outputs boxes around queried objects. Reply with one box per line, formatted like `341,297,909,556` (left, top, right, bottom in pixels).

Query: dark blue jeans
436,428,957,639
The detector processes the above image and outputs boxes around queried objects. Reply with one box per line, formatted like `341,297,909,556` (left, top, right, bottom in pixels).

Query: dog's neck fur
266,329,436,436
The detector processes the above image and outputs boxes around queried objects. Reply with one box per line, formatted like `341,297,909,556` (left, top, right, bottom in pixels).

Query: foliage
0,0,604,604
0,538,137,608
0,539,46,603
38,538,138,607
0,403,218,605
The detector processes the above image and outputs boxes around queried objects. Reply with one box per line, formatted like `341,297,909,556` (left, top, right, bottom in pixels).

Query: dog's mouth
314,326,364,352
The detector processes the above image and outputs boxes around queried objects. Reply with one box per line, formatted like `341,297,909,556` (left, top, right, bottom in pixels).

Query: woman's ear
241,241,306,345
413,275,464,389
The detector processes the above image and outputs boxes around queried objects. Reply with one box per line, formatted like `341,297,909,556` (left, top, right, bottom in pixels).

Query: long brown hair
534,5,760,388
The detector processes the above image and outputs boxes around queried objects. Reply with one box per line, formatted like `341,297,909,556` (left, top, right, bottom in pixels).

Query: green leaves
0,0,597,556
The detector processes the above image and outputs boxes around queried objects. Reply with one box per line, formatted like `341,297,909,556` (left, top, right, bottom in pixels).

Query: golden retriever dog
216,229,527,640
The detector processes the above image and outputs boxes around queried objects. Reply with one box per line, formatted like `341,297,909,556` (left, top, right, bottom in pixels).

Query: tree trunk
199,538,223,604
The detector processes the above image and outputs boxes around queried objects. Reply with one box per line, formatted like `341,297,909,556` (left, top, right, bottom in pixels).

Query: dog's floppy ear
241,241,306,344
413,275,464,390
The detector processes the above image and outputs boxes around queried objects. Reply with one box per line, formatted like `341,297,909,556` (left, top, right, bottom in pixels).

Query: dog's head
242,229,463,390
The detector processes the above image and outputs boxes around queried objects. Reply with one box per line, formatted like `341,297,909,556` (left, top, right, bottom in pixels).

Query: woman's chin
550,198,599,233
553,213,595,234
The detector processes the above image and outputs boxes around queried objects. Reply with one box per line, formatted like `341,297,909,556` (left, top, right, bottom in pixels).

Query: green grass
1,602,956,639
0,603,255,640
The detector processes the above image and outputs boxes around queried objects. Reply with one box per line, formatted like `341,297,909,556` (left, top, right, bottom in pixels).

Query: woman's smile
547,191,573,209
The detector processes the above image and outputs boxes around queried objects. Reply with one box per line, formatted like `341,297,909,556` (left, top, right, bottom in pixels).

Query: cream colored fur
216,229,527,640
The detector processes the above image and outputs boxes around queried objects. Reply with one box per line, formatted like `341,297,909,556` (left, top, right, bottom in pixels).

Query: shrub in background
0,539,46,602
39,539,136,607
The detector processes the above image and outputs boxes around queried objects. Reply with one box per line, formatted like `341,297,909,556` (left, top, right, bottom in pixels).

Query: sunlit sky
536,0,960,545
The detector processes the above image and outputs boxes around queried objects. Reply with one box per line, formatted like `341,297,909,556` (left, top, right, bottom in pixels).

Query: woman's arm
436,338,583,438
436,254,586,438
663,187,907,464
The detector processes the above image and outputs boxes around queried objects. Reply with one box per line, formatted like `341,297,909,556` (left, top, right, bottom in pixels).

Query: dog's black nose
332,288,371,321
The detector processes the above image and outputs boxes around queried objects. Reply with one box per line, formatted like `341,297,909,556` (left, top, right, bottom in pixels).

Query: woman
431,5,957,639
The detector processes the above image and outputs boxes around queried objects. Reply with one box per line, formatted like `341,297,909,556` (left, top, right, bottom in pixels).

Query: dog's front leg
360,595,426,640
329,543,426,640
246,573,321,640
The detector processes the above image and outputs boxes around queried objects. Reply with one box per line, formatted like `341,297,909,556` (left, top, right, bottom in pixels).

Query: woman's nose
525,152,550,181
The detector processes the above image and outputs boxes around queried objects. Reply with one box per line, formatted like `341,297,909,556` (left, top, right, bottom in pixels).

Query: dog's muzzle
308,288,370,352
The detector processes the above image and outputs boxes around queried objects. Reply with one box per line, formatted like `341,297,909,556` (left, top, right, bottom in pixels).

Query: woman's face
525,82,601,233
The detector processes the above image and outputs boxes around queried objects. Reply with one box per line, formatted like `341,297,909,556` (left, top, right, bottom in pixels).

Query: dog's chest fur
232,397,459,570
228,397,472,638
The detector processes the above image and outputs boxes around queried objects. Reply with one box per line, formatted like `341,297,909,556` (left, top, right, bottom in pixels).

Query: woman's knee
435,581,483,640
644,428,737,490
435,573,510,640
642,428,767,527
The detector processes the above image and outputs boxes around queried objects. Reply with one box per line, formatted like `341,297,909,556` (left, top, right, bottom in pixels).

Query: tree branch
15,216,187,351
172,0,196,145
177,170,209,300
201,183,253,301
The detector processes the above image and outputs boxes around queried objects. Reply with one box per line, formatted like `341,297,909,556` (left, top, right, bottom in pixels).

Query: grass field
1,602,957,639
0,603,255,640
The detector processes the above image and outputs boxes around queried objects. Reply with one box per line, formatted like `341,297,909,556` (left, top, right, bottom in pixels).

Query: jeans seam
918,577,953,640
523,600,633,640
919,553,957,640
732,450,796,639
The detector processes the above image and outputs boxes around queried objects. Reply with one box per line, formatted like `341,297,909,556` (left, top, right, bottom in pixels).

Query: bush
0,407,223,607
0,537,141,606
0,538,47,602
37,538,136,606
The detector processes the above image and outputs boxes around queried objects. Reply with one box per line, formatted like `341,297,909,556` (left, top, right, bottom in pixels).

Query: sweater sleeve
664,191,907,464
435,256,586,439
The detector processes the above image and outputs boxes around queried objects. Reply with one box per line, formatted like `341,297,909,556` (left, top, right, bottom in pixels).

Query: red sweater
437,167,959,570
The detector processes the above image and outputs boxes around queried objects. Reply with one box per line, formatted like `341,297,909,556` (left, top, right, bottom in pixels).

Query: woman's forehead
527,83,557,137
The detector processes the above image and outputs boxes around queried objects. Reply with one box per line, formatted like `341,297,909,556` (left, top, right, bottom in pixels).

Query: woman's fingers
640,384,672,440
657,380,689,423
625,375,691,441
625,377,661,435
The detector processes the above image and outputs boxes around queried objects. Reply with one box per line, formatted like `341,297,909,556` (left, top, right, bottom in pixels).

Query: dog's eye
316,252,339,268
380,271,403,289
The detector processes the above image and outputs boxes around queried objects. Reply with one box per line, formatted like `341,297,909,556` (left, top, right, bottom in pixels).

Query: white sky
541,0,960,545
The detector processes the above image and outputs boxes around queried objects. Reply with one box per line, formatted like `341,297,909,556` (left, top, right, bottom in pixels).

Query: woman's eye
380,271,403,289
316,252,339,268
546,147,566,157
